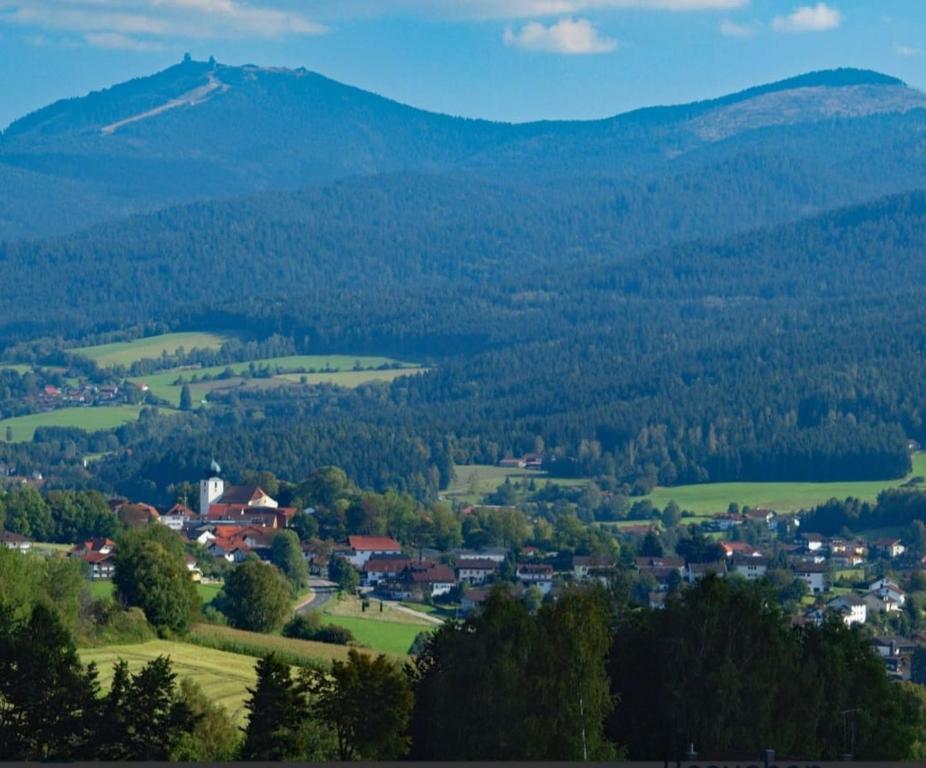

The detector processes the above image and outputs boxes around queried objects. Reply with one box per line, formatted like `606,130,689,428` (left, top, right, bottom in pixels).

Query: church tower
199,458,224,517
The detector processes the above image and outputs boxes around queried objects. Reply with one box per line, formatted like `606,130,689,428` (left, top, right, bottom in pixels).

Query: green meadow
72,332,227,367
130,355,420,406
643,452,926,515
444,463,586,506
0,405,142,442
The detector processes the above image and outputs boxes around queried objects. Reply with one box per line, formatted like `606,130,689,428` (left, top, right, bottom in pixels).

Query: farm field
186,623,370,666
130,355,420,406
79,640,257,725
444,464,586,506
72,332,227,367
643,452,926,516
0,405,142,442
0,363,33,374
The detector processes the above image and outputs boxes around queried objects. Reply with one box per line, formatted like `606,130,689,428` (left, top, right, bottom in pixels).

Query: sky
1,0,925,129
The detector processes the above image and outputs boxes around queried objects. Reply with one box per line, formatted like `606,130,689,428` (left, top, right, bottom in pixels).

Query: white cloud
772,3,841,34
0,0,327,47
504,16,617,53
896,44,926,58
300,0,748,22
719,18,755,37
85,31,165,50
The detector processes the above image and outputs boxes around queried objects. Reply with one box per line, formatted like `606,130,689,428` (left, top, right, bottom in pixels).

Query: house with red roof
345,535,402,567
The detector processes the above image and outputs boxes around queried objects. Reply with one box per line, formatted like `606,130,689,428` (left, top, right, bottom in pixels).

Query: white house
516,563,554,594
801,533,825,552
732,555,768,581
793,563,827,594
868,579,906,610
345,535,403,568
456,558,500,584
828,594,867,626
0,531,31,552
457,548,508,564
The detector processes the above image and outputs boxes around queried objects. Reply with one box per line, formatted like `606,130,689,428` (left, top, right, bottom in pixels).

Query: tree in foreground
239,653,335,760
170,678,240,761
217,560,292,632
306,648,413,760
0,603,98,760
95,656,199,760
409,584,615,760
607,574,923,760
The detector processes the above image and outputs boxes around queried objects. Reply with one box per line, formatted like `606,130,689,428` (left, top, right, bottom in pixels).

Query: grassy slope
72,332,227,367
644,452,926,515
444,464,586,506
130,355,419,406
320,594,435,655
79,640,257,725
0,405,142,442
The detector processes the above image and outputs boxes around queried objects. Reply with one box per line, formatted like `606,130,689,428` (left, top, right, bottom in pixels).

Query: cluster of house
299,535,619,610
68,536,201,581
35,382,127,409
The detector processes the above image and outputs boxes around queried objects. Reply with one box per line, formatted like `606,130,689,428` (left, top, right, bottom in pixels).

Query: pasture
444,463,586,506
79,640,258,725
130,355,420,406
85,580,222,605
72,332,227,367
643,452,926,516
320,595,436,655
0,405,142,442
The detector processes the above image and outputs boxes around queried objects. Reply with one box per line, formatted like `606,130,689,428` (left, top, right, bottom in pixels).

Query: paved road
295,577,338,614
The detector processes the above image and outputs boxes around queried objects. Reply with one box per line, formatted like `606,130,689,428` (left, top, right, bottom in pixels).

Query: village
3,459,925,684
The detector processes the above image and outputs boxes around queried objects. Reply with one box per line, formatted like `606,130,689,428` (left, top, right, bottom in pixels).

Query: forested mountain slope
64,190,926,497
1,60,925,240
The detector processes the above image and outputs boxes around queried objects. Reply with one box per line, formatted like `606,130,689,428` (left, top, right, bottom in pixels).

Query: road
294,577,337,614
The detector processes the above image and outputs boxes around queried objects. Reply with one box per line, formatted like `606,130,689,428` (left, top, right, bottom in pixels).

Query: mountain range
2,59,926,242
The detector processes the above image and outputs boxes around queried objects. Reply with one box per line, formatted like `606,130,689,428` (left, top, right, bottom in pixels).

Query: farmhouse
456,558,500,584
115,502,160,528
516,563,554,594
792,562,827,594
363,555,412,587
81,552,116,580
386,563,456,600
345,535,403,567
0,531,31,552
719,541,761,558
828,594,867,626
158,502,196,531
731,555,769,581
801,532,824,552
572,554,615,583
872,538,906,559
686,560,727,583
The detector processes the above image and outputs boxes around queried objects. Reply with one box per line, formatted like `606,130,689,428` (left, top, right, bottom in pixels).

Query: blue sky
1,1,924,129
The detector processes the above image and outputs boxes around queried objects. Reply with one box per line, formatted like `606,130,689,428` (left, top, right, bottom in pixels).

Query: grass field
0,405,142,442
79,640,258,724
72,333,227,367
0,363,34,374
84,580,222,604
444,464,586,506
130,355,420,406
186,623,373,666
643,453,926,516
320,595,435,655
